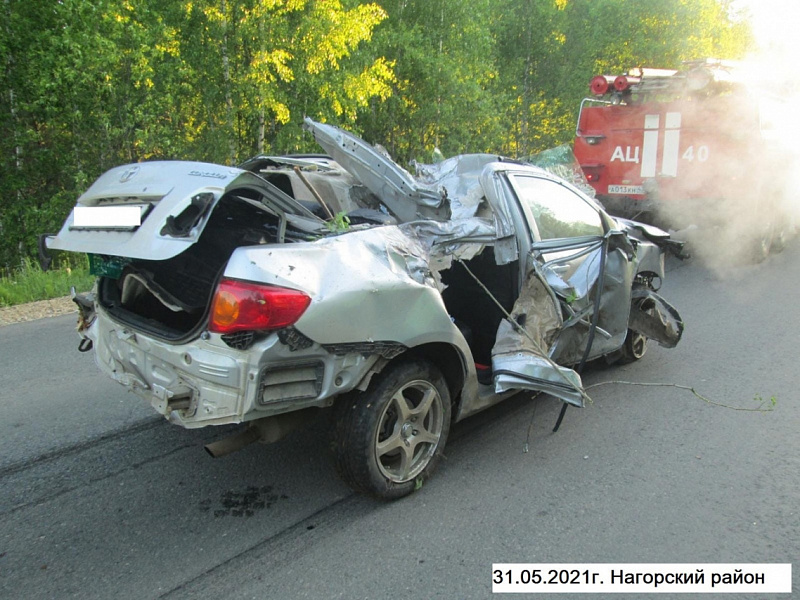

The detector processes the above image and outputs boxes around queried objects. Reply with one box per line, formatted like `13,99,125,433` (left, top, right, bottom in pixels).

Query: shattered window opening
510,175,605,240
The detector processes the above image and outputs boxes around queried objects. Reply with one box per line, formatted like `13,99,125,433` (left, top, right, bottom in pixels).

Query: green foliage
357,0,506,164
488,0,753,157
0,0,392,269
0,257,95,307
753,393,778,409
326,211,351,233
0,0,754,271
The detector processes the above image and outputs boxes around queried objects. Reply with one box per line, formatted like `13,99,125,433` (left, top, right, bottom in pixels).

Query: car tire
332,360,451,500
617,295,656,364
618,329,648,364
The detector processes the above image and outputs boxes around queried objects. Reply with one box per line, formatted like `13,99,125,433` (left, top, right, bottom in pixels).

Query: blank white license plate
72,205,145,229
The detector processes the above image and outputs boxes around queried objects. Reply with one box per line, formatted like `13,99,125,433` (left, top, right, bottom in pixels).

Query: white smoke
665,1,800,272
739,0,800,253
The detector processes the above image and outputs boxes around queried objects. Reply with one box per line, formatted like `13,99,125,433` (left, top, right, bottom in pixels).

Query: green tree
492,0,753,157
0,0,393,268
355,0,505,164
0,0,754,270
176,0,394,159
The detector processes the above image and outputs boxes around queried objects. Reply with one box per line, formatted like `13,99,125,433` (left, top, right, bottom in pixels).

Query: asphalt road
0,243,797,599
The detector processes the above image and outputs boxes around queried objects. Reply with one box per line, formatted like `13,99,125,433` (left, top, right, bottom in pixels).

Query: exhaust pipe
204,427,260,458
204,408,317,458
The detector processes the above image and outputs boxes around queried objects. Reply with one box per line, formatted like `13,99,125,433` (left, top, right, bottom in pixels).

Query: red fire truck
574,59,790,256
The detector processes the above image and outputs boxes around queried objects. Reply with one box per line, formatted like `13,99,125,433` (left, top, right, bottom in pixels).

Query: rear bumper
86,307,381,428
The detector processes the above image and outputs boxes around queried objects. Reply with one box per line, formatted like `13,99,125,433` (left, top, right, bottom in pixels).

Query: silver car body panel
224,226,464,347
83,224,481,427
493,353,584,406
86,306,387,427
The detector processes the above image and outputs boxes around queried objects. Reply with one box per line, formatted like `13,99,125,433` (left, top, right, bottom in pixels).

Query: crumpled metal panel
539,233,637,365
628,288,684,348
400,218,497,245
490,272,584,407
540,240,604,301
413,154,500,219
223,226,465,349
407,157,520,267
405,158,522,265
302,118,448,222
492,352,584,407
616,216,685,259
400,219,497,287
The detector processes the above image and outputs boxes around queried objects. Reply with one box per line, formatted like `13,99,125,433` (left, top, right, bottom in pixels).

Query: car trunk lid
47,161,320,261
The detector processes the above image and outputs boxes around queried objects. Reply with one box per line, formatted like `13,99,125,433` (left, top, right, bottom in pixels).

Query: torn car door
491,268,586,407
490,234,633,407
541,233,635,365
490,173,639,406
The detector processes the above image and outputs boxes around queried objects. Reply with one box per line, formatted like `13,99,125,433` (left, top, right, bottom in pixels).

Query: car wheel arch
348,342,467,415
402,343,467,407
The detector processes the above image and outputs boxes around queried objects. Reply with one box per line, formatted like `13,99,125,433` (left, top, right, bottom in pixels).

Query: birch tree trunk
220,0,236,164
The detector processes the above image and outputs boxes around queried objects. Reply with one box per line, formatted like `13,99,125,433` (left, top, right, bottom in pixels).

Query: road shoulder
0,296,76,327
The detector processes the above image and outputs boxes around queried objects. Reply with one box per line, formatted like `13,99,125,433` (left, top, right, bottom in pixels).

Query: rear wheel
617,296,656,364
619,329,648,363
332,360,451,500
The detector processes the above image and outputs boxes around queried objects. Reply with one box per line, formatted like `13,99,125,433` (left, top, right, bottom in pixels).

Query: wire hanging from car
552,234,609,432
454,259,592,408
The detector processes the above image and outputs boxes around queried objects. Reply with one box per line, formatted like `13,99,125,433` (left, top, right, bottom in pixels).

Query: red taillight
581,164,604,183
209,278,311,334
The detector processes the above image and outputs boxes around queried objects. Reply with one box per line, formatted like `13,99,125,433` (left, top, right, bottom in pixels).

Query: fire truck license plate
608,185,645,195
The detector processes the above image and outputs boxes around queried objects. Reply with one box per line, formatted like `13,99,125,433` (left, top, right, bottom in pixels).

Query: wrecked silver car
47,118,683,499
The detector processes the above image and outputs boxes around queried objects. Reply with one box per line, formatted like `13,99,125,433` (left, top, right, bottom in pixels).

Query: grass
0,256,96,307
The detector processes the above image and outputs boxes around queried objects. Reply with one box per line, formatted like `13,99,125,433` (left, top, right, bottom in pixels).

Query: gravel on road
0,296,77,327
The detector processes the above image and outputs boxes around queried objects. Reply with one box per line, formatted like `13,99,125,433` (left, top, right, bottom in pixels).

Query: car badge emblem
119,166,140,183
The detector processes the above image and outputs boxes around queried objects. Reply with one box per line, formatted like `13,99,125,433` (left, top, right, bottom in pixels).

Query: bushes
0,257,95,307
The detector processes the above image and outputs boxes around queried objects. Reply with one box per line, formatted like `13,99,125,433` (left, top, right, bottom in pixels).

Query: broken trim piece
322,341,408,360
628,288,684,348
492,357,584,407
